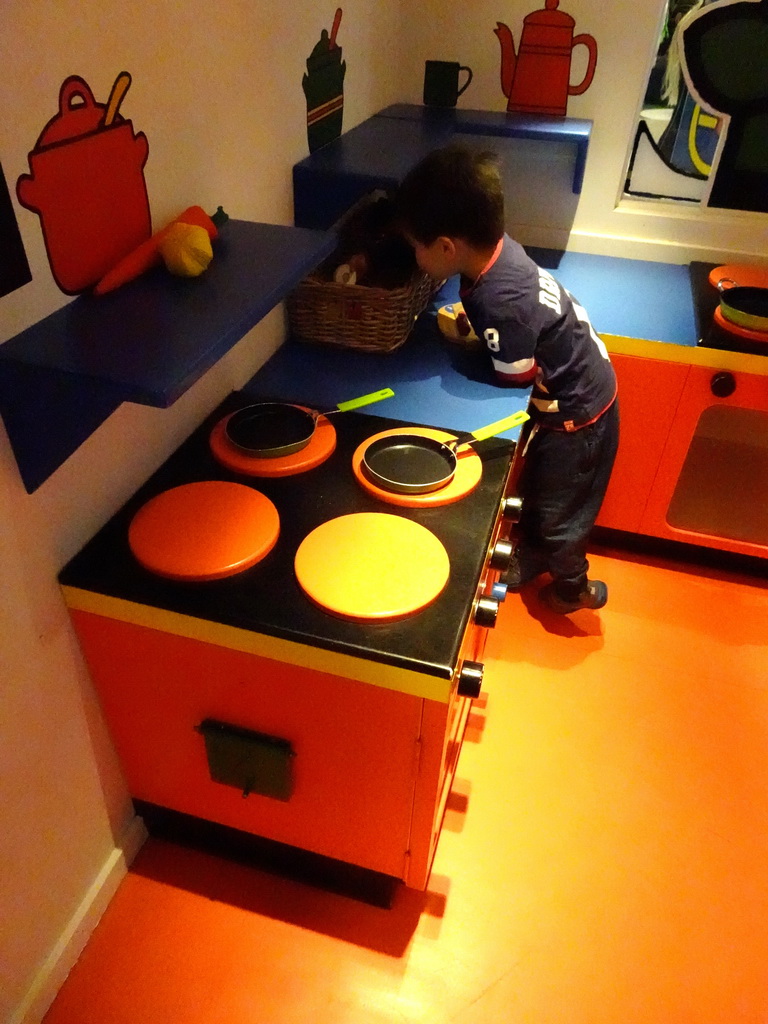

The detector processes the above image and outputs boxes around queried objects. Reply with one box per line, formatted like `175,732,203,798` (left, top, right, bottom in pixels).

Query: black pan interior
724,287,768,318
226,404,314,452
364,436,455,487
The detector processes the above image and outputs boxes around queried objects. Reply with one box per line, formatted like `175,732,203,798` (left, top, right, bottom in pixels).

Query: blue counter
243,249,699,438
529,250,698,347
243,311,531,441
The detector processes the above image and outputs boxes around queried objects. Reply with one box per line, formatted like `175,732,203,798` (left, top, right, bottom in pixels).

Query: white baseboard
11,813,148,1024
511,223,768,268
564,229,766,267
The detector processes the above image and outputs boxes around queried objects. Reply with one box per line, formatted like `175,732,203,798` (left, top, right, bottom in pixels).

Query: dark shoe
503,552,544,592
539,579,608,614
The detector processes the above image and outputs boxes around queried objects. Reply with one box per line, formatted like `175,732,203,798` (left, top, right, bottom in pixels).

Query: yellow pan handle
470,409,530,442
335,388,394,412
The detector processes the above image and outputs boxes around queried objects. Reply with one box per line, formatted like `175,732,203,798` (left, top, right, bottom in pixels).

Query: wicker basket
287,269,433,353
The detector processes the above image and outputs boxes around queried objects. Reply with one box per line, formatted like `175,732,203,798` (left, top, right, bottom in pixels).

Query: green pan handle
335,388,395,412
470,409,530,442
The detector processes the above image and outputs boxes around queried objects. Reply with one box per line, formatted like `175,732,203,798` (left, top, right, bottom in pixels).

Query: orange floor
44,544,768,1024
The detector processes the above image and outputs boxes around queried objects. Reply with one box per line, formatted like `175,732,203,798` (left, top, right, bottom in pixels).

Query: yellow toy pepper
158,221,214,278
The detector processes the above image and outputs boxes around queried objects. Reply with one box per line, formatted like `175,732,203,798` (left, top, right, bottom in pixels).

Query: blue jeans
516,399,620,599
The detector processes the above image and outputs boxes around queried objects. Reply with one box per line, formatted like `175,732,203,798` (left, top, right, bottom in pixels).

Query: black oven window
666,405,768,544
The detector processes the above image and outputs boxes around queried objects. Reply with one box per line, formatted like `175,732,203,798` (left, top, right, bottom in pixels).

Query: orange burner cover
709,264,768,291
294,513,450,621
128,481,280,581
713,306,768,344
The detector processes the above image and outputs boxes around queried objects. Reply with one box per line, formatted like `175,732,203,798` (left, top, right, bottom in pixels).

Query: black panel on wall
0,160,32,299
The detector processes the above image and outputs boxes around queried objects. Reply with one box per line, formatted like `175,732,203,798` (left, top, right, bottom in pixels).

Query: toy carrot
94,205,228,295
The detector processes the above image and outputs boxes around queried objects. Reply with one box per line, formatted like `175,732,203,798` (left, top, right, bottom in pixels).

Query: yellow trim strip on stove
602,333,768,376
61,586,454,703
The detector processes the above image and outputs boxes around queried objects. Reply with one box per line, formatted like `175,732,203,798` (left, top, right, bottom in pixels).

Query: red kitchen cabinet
596,352,690,533
639,364,768,558
68,606,487,890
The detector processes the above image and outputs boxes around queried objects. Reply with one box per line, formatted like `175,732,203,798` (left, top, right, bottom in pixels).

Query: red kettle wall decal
495,0,598,116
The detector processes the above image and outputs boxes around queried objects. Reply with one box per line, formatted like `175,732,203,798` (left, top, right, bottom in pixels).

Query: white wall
0,2,404,1021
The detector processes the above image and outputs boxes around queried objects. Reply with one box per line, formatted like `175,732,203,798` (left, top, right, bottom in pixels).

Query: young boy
394,144,619,614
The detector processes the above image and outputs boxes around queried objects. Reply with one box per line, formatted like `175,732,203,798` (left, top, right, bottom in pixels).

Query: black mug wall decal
423,60,473,107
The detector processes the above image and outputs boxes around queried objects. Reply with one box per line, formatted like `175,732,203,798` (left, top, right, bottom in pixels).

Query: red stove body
60,393,518,890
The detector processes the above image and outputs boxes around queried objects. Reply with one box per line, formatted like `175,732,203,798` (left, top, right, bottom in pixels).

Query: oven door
640,364,768,558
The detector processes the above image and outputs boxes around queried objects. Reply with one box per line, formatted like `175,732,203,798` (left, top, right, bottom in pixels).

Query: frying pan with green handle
225,388,394,458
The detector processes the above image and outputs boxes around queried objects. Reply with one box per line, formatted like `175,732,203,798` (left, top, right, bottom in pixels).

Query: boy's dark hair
394,144,505,249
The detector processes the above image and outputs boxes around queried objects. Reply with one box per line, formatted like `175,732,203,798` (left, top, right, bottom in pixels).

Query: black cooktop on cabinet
690,262,768,356
60,392,514,680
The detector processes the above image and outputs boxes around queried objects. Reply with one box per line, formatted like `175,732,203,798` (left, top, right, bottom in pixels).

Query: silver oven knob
502,495,523,521
491,580,508,602
457,660,484,698
489,538,514,570
475,595,499,628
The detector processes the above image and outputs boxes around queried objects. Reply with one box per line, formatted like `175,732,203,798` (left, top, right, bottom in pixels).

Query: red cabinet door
597,353,690,533
70,610,427,879
640,365,768,557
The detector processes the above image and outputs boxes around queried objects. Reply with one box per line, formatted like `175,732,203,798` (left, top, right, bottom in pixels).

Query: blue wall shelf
0,220,335,492
293,104,592,229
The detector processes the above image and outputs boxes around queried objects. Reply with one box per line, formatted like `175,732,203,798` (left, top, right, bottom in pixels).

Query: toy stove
60,391,518,892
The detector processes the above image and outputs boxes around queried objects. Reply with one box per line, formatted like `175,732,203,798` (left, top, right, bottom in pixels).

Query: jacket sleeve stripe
491,356,537,384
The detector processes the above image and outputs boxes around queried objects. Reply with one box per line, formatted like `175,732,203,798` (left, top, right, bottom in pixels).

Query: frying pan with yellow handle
361,409,530,495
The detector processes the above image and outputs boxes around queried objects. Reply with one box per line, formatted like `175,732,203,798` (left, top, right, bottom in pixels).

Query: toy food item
333,253,368,285
333,263,357,285
437,302,481,345
94,204,227,294
158,222,213,277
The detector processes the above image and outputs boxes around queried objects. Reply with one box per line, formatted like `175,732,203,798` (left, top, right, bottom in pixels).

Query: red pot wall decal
17,73,152,294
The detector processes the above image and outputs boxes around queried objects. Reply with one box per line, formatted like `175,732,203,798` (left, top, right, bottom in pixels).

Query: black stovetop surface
60,392,513,680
